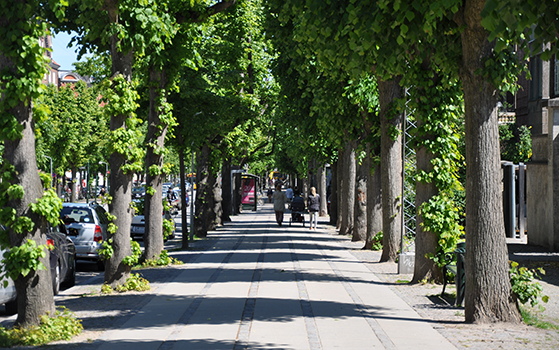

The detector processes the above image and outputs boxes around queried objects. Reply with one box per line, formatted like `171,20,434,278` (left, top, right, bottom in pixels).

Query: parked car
132,186,146,199
173,187,190,207
0,223,76,314
0,239,17,315
131,212,176,241
60,202,109,271
48,224,77,295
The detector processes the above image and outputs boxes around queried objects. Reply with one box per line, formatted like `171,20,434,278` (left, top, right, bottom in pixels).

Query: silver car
60,203,109,271
0,249,17,315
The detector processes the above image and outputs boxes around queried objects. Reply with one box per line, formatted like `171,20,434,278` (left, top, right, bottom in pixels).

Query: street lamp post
44,155,53,189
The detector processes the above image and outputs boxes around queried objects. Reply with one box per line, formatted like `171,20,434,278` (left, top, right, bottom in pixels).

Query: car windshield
60,207,94,224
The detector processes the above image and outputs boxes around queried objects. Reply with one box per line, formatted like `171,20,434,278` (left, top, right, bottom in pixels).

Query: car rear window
61,207,94,224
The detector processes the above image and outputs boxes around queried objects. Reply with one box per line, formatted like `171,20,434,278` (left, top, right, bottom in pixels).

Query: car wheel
63,255,76,288
53,261,61,296
5,299,17,315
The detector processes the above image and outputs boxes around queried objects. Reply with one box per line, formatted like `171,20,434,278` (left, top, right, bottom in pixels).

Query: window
529,55,542,100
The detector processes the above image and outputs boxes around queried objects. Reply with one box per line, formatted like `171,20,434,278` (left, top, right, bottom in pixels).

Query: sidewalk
40,204,559,349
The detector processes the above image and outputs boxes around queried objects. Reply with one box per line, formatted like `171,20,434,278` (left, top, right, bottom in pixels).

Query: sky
52,32,90,71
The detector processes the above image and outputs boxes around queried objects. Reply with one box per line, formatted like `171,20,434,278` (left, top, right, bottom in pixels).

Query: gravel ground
340,230,559,350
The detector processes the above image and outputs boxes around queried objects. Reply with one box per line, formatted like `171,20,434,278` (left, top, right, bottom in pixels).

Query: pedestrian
272,184,288,226
285,185,294,203
307,186,320,230
267,187,273,203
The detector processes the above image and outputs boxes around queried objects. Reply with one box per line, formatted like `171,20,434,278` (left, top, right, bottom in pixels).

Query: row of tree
1,0,557,330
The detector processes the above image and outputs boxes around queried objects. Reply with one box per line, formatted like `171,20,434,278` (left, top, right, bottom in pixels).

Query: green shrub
510,261,549,307
142,250,183,267
371,231,383,251
0,307,82,347
101,273,150,294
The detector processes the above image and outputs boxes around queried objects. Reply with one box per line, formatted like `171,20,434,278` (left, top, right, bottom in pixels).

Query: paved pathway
93,206,456,350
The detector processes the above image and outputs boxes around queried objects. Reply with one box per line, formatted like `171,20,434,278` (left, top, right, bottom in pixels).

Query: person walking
285,185,294,203
272,184,288,226
267,187,273,203
307,186,320,230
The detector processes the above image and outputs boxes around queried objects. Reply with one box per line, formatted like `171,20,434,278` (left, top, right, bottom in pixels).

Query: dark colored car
0,223,76,315
47,224,77,295
132,186,146,199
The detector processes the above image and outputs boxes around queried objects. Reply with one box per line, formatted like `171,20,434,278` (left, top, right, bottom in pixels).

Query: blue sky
52,32,90,71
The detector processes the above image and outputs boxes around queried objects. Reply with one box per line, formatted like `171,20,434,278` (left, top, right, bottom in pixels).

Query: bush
0,307,82,347
509,261,549,307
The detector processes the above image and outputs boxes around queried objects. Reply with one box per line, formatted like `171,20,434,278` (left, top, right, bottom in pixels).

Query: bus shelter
241,174,260,211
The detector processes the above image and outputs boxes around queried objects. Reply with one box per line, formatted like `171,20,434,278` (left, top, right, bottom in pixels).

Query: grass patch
0,307,82,347
396,279,410,284
521,306,559,330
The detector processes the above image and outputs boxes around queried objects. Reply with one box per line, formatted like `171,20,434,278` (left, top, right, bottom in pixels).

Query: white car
60,203,109,271
130,213,176,241
0,226,17,315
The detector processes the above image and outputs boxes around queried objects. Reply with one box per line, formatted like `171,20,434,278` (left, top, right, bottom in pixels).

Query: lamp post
99,161,108,192
189,150,195,241
44,155,53,188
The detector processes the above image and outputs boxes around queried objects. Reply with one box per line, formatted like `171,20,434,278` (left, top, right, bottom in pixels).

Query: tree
36,81,108,201
0,0,67,327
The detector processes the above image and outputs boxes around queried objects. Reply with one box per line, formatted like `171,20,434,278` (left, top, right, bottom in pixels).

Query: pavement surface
3,203,559,349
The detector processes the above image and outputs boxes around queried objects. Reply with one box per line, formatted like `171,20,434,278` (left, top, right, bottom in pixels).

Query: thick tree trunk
194,144,211,237
353,157,367,241
365,145,383,249
143,68,168,261
339,141,356,235
318,164,328,216
221,157,232,223
378,78,403,262
211,174,223,228
233,168,242,214
3,99,55,327
329,159,338,225
105,36,134,287
205,170,219,231
459,1,521,323
412,144,442,283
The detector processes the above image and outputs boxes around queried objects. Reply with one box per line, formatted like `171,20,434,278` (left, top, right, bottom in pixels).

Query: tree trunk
412,144,442,283
2,98,55,327
329,159,338,225
178,144,189,249
318,164,328,216
211,174,223,228
205,170,218,231
339,140,356,236
194,144,211,237
336,150,344,229
459,1,521,323
105,35,134,287
233,168,242,214
70,166,78,202
221,157,232,223
378,77,403,262
353,156,367,241
365,144,383,249
143,68,168,261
